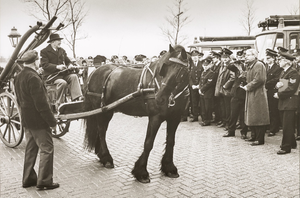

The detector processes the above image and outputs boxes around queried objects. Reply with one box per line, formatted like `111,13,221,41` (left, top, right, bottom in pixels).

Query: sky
0,0,299,60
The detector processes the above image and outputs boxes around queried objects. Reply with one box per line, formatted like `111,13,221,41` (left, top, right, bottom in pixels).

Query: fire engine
255,15,300,60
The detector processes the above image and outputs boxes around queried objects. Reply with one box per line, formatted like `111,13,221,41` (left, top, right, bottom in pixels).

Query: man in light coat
241,49,270,146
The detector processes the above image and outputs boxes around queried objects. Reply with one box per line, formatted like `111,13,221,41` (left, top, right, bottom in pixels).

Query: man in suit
214,48,235,129
188,50,203,122
223,60,248,138
198,56,218,126
274,51,299,154
14,50,59,190
265,49,283,137
210,51,222,124
241,49,270,146
40,33,83,110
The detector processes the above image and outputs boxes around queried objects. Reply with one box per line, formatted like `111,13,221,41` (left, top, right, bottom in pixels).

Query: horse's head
154,44,190,106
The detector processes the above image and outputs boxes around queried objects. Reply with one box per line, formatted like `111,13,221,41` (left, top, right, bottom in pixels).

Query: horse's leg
132,115,162,183
94,111,114,168
161,113,180,178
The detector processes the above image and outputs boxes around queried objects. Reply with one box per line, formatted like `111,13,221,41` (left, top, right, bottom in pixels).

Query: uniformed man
292,49,300,140
274,51,299,154
265,49,283,137
215,48,235,129
15,50,59,190
188,50,203,122
198,56,217,126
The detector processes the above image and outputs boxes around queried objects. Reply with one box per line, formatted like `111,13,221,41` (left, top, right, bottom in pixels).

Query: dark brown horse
82,45,190,183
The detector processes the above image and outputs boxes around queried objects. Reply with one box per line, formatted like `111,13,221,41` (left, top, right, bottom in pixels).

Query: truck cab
255,15,300,60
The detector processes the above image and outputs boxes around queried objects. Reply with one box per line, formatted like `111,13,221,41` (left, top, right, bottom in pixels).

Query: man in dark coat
265,49,283,137
198,56,218,126
188,50,203,122
14,50,59,190
223,60,248,138
274,52,299,154
40,33,83,109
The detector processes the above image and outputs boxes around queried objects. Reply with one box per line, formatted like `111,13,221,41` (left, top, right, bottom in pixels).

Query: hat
191,50,200,56
88,56,93,59
236,50,244,56
198,52,204,57
19,50,39,64
159,50,167,56
203,55,213,63
277,46,288,53
47,33,63,43
210,51,221,58
111,55,118,60
265,48,278,58
221,48,233,57
279,51,295,61
292,49,300,56
135,55,143,62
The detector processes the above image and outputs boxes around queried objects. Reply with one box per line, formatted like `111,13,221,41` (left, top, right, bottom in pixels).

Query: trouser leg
256,125,266,144
30,128,54,186
22,128,39,186
189,87,200,118
213,96,221,122
228,97,240,135
269,97,280,134
280,110,296,152
54,78,68,106
239,99,248,135
64,73,82,100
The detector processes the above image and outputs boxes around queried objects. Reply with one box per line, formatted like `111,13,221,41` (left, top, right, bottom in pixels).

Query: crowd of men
184,46,300,155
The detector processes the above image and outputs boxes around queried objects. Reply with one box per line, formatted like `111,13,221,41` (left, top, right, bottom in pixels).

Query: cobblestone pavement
1,113,299,198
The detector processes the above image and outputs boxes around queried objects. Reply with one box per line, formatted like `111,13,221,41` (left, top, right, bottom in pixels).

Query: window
289,33,300,51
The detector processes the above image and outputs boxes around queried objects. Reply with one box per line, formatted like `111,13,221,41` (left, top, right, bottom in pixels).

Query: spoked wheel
0,92,23,148
51,119,70,138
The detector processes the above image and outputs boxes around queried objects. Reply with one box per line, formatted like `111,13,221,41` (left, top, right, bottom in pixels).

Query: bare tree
288,3,299,15
21,0,88,58
62,0,88,58
161,0,190,46
240,0,257,36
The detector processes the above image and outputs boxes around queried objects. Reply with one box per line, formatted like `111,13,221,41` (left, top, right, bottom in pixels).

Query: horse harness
86,59,189,109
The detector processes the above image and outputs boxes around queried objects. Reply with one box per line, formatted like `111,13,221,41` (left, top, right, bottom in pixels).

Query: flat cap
236,50,244,56
277,46,289,53
19,50,39,64
191,50,200,56
135,54,144,61
266,48,278,57
279,51,295,61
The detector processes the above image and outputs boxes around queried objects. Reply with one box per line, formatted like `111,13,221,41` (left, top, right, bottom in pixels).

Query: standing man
265,49,282,137
241,49,270,146
189,50,203,122
274,52,299,154
41,33,83,110
215,48,235,129
15,50,59,190
292,49,300,140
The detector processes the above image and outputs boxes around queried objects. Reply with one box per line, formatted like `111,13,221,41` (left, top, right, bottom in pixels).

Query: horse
82,44,190,183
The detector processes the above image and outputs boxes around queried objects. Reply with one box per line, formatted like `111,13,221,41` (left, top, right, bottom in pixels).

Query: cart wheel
51,119,70,138
0,92,23,148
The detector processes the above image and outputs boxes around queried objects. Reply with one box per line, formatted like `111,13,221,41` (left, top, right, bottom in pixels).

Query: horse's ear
181,48,187,60
169,44,175,53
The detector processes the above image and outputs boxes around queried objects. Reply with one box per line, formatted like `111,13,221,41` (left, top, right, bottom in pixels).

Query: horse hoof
166,172,179,178
104,162,114,168
137,177,150,183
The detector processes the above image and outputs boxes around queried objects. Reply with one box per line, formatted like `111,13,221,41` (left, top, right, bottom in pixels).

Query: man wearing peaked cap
211,51,221,58
265,48,282,137
277,46,289,53
221,48,233,58
14,50,59,190
274,50,299,154
188,49,203,122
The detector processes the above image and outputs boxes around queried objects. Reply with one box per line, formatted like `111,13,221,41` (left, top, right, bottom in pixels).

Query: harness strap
137,63,160,90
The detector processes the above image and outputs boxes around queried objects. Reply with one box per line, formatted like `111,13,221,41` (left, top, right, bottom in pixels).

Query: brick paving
0,112,299,198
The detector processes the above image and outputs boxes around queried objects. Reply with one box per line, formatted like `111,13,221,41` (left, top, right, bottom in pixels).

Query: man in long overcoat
241,49,270,146
14,50,59,190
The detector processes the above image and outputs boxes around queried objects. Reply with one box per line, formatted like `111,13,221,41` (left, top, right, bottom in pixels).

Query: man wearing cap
189,50,203,122
241,49,269,146
40,33,83,110
223,60,248,138
292,49,300,140
264,49,282,137
14,50,59,190
215,48,235,129
274,52,299,154
198,56,217,126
